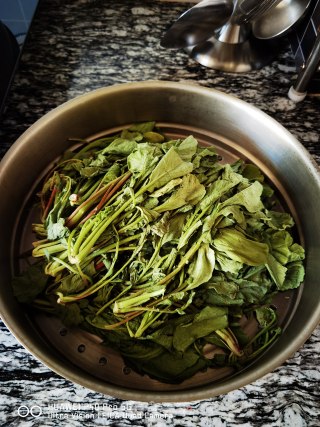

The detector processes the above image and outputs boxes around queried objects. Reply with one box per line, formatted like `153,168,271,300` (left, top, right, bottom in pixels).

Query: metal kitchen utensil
190,32,278,72
288,30,320,102
160,0,233,49
1,81,320,402
252,0,312,40
232,0,283,24
191,0,281,72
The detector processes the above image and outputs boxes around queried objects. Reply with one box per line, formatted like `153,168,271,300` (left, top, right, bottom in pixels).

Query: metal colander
1,82,319,402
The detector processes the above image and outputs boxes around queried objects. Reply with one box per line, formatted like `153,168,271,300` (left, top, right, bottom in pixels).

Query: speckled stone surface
0,1,319,426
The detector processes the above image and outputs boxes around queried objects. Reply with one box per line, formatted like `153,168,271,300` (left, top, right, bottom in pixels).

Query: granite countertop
0,0,319,426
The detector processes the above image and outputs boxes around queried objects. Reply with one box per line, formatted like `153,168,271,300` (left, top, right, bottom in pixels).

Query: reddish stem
42,186,58,221
79,171,132,224
65,183,113,228
95,259,105,271
65,172,131,229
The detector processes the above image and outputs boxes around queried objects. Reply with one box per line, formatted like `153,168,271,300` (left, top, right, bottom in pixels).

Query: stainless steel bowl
0,81,319,402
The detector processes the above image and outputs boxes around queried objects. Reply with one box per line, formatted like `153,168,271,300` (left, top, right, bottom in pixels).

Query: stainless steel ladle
191,0,282,72
252,0,312,40
160,0,234,49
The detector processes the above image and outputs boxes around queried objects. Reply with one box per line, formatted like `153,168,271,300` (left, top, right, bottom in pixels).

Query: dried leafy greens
13,122,305,383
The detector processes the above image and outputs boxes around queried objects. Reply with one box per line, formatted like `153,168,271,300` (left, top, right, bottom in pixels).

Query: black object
290,0,320,94
0,21,20,115
289,31,320,101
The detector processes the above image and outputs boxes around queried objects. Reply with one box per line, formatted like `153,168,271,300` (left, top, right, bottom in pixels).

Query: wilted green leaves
13,122,305,383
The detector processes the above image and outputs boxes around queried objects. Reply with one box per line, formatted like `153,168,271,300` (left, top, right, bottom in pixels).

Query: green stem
117,215,142,234
57,233,146,302
95,284,131,316
246,327,281,361
138,236,163,281
32,241,66,258
65,174,126,228
134,311,162,338
113,287,165,314
80,171,132,224
88,234,142,261
73,195,136,264
215,328,243,357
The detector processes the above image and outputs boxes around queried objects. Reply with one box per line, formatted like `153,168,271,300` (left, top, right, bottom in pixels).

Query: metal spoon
232,0,283,24
160,0,234,49
191,0,282,72
252,0,312,40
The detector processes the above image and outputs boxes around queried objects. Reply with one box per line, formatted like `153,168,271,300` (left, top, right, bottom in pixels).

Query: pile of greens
13,122,305,383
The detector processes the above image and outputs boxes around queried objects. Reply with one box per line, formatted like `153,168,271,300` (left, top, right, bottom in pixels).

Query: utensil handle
288,30,320,102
